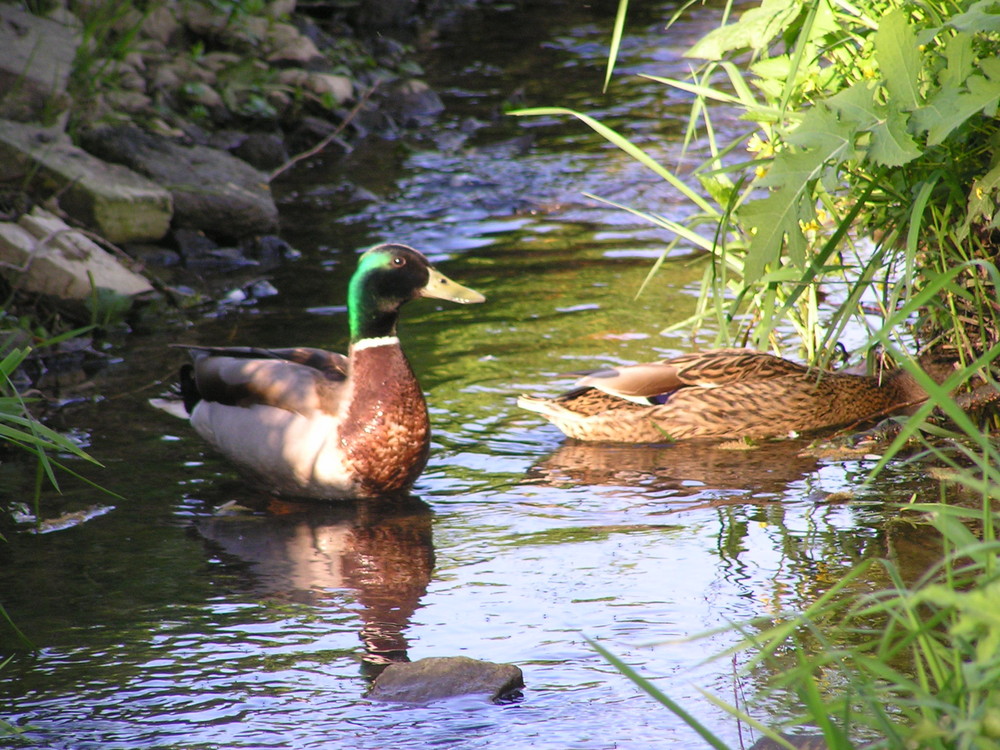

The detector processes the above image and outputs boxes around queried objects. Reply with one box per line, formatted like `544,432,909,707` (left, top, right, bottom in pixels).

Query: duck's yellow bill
421,267,486,304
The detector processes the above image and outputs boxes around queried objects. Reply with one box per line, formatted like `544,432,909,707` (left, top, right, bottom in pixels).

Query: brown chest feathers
339,345,431,495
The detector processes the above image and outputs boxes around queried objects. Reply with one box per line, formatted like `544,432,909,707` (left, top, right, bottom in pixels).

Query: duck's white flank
351,336,400,351
190,401,358,497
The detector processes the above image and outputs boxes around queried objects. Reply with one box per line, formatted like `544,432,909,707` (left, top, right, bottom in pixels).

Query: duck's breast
338,342,431,495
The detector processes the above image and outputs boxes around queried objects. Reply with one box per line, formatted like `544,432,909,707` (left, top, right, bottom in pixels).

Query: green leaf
782,104,855,159
827,80,881,130
740,190,808,280
941,32,975,91
914,68,1000,145
947,0,1000,33
963,160,1000,238
868,105,922,166
740,105,854,279
875,10,921,111
604,0,629,92
686,0,801,60
827,83,920,165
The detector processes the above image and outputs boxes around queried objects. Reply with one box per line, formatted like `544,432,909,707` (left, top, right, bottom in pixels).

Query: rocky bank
0,0,464,328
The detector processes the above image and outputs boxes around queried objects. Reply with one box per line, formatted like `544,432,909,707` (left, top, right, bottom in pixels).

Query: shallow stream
0,3,946,748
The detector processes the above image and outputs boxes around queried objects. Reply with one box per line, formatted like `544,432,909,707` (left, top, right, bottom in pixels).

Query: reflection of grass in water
494,524,683,548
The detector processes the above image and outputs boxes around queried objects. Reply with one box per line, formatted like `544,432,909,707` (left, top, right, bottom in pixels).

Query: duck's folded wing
576,363,690,400
576,349,811,399
175,345,349,380
190,354,348,416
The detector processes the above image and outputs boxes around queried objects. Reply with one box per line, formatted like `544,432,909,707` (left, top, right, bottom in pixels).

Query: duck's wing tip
149,396,190,420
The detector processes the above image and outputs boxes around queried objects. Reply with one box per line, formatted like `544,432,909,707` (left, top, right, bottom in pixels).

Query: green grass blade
604,0,629,92
509,107,716,213
587,636,732,750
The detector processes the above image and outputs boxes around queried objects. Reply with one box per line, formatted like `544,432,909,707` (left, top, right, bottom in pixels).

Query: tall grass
512,0,1000,369
1,339,105,627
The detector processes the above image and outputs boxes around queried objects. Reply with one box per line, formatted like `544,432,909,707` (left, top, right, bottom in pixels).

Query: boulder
79,125,279,242
382,79,444,128
141,4,180,45
0,120,173,243
0,5,79,123
265,22,325,65
307,73,353,105
0,208,154,302
367,656,524,704
231,133,289,171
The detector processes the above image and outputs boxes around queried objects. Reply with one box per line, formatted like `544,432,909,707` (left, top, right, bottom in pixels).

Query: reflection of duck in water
157,244,484,500
524,440,820,500
195,496,433,670
518,348,956,442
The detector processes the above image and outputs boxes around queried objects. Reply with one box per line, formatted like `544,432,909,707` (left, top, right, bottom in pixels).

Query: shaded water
1,3,947,749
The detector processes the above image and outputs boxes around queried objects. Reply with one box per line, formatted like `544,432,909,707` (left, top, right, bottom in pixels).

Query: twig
269,83,379,182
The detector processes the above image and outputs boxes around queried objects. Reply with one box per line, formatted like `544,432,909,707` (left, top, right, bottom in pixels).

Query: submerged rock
748,735,877,750
367,656,524,704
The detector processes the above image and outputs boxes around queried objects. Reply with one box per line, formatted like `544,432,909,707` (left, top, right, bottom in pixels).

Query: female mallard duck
517,348,955,442
168,243,484,499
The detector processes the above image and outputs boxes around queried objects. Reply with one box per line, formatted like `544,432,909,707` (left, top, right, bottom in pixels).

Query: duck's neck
348,272,400,342
882,357,955,405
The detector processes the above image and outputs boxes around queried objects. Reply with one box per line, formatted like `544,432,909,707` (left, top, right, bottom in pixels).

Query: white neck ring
352,336,400,352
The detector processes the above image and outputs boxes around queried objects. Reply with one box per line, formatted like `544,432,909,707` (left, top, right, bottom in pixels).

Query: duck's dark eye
392,256,406,267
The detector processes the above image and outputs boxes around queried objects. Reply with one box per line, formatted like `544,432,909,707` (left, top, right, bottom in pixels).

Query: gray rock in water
367,656,524,704
749,735,838,750
79,125,279,242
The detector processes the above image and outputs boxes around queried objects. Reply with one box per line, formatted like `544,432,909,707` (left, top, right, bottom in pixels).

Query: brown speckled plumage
518,348,955,443
340,345,431,496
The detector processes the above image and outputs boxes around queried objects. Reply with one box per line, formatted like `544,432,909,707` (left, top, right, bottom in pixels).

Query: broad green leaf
782,104,856,165
740,191,808,279
914,69,1000,145
941,32,975,91
868,105,922,166
686,0,801,60
947,0,1000,33
740,106,854,279
828,80,881,130
875,10,921,111
750,54,793,81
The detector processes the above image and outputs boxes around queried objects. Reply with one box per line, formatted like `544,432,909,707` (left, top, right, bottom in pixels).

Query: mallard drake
164,243,485,499
517,348,955,443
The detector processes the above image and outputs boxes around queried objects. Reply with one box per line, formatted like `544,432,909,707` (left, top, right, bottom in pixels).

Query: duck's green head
348,243,485,341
